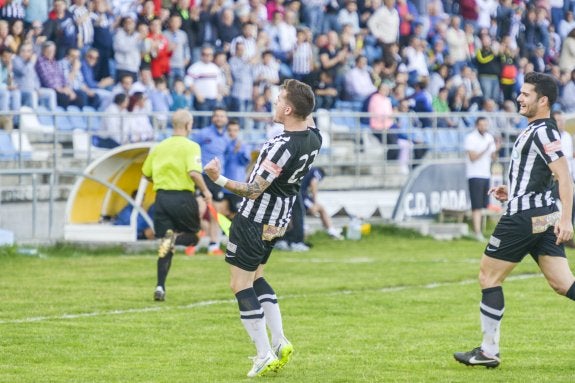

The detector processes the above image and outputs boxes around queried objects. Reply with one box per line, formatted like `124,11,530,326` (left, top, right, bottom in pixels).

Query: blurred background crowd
1,0,575,138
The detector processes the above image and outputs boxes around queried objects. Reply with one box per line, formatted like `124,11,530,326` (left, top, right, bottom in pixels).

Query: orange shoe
185,246,196,256
208,248,224,256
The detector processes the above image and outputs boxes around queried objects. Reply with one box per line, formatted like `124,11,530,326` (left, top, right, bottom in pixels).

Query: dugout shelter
64,142,155,242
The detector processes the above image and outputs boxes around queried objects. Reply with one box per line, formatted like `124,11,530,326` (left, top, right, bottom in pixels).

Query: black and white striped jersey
239,126,322,227
506,118,563,215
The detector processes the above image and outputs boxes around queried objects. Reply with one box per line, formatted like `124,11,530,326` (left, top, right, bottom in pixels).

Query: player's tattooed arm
225,175,271,199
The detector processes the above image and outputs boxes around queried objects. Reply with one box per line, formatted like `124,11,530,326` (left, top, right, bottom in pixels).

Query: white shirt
561,130,575,180
464,129,496,179
184,61,223,99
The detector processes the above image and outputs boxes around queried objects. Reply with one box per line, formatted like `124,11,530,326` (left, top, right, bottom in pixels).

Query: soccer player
141,109,212,302
204,79,321,377
454,72,574,368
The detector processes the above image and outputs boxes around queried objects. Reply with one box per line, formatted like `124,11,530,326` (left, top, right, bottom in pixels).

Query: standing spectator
138,0,159,26
229,41,255,119
90,0,115,81
113,16,141,82
69,0,94,55
338,0,361,35
184,45,225,128
213,50,232,109
368,0,400,46
495,0,513,41
13,42,57,110
230,21,258,61
0,0,25,24
559,10,575,40
163,14,190,87
265,10,296,65
410,78,433,128
560,28,575,74
475,33,501,104
221,119,251,219
318,30,349,88
561,69,575,112
291,28,314,82
477,0,498,31
253,50,280,96
170,0,199,62
27,20,46,57
35,41,79,109
23,0,49,25
464,117,497,241
397,0,419,47
445,15,469,74
403,36,430,83
147,18,172,80
203,79,320,378
216,7,240,52
499,36,518,103
190,107,230,256
42,0,77,60
0,46,21,130
301,0,325,36
142,109,212,302
459,0,478,29
344,54,376,103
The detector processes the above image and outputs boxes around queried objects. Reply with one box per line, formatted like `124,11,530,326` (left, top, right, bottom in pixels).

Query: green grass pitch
1,226,575,383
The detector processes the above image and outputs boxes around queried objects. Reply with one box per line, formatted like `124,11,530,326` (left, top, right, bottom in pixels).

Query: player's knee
478,270,500,289
548,280,569,296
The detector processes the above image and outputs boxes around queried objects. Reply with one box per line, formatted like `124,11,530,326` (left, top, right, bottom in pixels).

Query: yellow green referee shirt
142,136,203,192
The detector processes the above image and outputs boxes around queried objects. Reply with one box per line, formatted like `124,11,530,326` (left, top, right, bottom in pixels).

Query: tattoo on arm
226,176,271,199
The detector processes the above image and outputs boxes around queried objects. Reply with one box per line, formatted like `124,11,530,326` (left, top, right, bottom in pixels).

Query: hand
488,185,508,202
202,189,213,206
204,157,221,181
554,218,574,245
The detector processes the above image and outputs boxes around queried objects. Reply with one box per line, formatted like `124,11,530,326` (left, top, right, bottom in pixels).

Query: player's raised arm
204,157,271,200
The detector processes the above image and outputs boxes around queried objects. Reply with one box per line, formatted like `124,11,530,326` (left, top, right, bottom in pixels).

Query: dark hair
523,71,558,107
228,119,240,126
113,93,127,105
128,92,144,112
281,79,315,119
475,116,488,125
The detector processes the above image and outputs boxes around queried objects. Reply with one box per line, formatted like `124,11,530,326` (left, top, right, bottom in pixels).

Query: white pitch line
0,273,542,325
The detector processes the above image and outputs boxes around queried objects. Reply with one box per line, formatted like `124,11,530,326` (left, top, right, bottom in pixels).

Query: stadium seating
82,106,101,131
66,105,88,131
10,132,33,160
19,106,55,134
0,131,17,160
54,106,74,131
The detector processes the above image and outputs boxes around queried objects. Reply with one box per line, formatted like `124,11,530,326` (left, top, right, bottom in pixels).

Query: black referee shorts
225,214,276,272
485,205,565,263
202,173,225,202
468,178,490,210
154,190,201,240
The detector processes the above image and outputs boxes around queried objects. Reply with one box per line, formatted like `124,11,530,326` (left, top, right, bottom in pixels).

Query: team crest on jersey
544,141,562,154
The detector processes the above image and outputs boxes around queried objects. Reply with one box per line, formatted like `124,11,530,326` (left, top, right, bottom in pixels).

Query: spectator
314,70,338,110
477,0,498,31
59,47,101,109
69,0,93,55
27,20,46,57
319,30,349,88
216,7,240,52
125,91,154,143
113,16,141,82
90,0,116,81
0,0,25,24
445,15,469,74
253,49,280,96
147,18,172,80
229,41,255,120
12,42,57,110
213,50,232,109
230,21,258,61
560,28,575,73
148,76,173,131
561,69,575,112
499,36,519,103
397,0,419,47
530,42,547,73
432,86,458,128
464,116,497,242
8,19,25,53
495,0,513,41
368,83,394,141
195,0,219,49
291,28,313,82
170,0,199,62
338,0,361,35
81,48,114,110
221,119,250,219
410,78,433,128
170,78,191,111
265,10,296,65
42,0,77,60
559,10,575,40
137,0,159,26
0,46,20,130
35,41,79,109
93,92,128,148
368,0,400,46
185,44,225,128
344,55,377,102
0,20,15,50
475,32,501,103
301,0,325,36
24,0,49,25
301,167,343,240
190,107,230,256
403,36,430,83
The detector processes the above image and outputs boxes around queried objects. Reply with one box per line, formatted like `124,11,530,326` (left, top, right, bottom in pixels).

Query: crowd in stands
1,0,575,139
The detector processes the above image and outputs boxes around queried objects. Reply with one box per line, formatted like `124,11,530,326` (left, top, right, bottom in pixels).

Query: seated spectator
313,70,338,110
432,86,458,128
80,48,114,110
170,78,191,111
0,46,21,130
58,47,101,109
301,167,343,240
368,83,394,142
125,91,154,143
35,41,80,109
147,76,172,130
344,55,377,102
113,192,155,240
93,93,129,148
12,42,57,111
8,19,25,54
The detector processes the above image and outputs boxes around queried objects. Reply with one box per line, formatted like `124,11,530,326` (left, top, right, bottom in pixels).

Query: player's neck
282,118,308,132
527,111,550,123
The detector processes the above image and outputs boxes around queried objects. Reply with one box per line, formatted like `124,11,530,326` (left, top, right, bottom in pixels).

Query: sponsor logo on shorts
228,241,237,253
488,235,501,247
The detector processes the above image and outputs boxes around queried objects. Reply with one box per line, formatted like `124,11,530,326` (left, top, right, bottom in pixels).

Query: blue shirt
191,124,230,168
224,139,251,183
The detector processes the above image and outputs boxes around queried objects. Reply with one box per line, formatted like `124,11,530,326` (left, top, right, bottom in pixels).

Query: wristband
214,175,229,187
